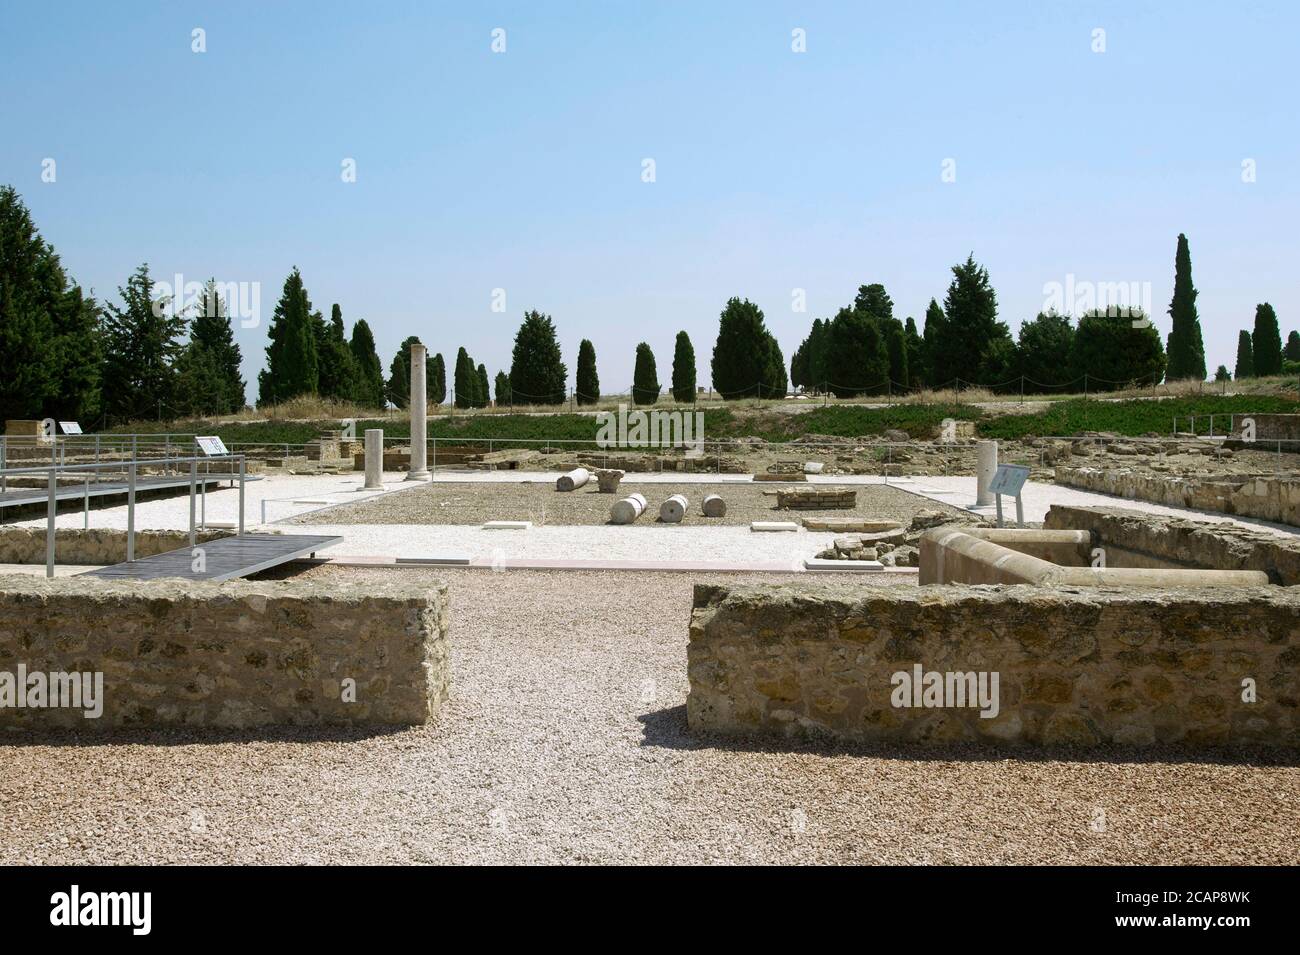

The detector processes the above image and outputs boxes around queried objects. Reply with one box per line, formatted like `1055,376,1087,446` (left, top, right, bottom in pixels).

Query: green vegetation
976,394,1300,440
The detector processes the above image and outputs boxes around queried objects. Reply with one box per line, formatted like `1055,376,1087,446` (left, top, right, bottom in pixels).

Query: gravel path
2,568,1294,865
290,482,967,527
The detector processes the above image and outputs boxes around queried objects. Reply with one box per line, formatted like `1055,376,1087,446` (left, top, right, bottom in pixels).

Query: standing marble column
407,343,431,481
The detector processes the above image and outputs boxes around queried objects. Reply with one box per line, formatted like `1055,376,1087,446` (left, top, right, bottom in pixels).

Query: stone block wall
776,487,857,510
0,575,449,729
1045,504,1300,585
0,527,233,565
1055,465,1300,528
687,582,1298,747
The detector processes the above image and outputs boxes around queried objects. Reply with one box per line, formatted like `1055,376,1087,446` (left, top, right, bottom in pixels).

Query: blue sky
3,1,1297,399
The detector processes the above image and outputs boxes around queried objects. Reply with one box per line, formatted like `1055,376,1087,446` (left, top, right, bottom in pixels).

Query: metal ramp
0,474,244,512
81,533,342,582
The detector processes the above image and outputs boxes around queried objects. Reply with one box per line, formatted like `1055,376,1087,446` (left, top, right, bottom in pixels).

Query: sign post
989,463,1029,527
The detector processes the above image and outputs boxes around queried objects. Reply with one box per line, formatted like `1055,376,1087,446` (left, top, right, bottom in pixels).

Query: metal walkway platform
0,474,256,512
81,533,343,582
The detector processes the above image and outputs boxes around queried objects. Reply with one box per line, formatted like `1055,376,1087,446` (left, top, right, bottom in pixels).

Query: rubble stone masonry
688,582,1298,747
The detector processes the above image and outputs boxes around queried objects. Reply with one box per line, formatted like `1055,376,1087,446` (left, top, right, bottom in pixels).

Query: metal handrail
5,454,247,579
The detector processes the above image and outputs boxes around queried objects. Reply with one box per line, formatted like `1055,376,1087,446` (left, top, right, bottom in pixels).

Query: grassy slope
105,394,1300,447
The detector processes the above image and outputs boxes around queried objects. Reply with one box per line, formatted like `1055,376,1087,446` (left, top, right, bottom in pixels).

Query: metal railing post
238,456,246,536
46,467,57,579
84,474,90,529
188,459,197,546
127,463,136,562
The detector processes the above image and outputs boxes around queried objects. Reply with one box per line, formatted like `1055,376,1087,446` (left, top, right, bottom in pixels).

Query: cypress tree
103,263,186,421
1286,331,1300,363
347,318,385,408
316,304,359,402
575,339,600,404
257,267,318,406
711,297,775,399
883,318,909,391
826,307,889,397
508,311,567,405
387,349,410,409
430,352,447,405
494,370,511,405
453,347,474,409
1215,365,1231,382
1234,330,1254,380
853,283,894,321
903,317,924,389
632,342,660,405
921,299,946,386
386,335,423,409
1251,303,1282,376
671,330,697,402
760,332,788,398
1165,233,1206,381
476,363,490,408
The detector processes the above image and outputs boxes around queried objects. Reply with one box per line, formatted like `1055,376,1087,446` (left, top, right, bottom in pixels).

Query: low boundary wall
1055,465,1300,528
687,582,1299,746
0,575,449,729
0,527,233,565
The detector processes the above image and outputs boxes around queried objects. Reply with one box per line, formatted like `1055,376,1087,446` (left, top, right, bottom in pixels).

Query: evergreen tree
509,310,567,405
257,267,318,406
316,304,358,402
453,347,474,409
903,317,924,389
761,332,788,398
386,335,423,409
476,363,490,408
387,349,410,409
853,283,894,321
921,299,946,386
931,254,1012,388
430,352,447,405
494,370,511,406
190,279,246,412
102,264,186,422
1016,311,1074,392
347,318,385,408
1214,365,1231,382
711,297,776,399
671,330,697,402
1286,331,1300,363
882,318,909,391
575,338,600,405
632,342,660,405
825,307,889,397
1165,233,1206,381
1234,330,1254,380
1251,303,1283,376
1071,309,1166,390
173,340,228,417
0,186,102,421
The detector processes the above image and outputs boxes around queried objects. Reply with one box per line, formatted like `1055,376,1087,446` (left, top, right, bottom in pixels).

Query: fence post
238,456,246,536
46,467,57,579
127,463,136,562
189,459,197,547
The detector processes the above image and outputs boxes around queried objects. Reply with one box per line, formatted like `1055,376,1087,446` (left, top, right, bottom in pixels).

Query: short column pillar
975,440,998,507
364,429,384,489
